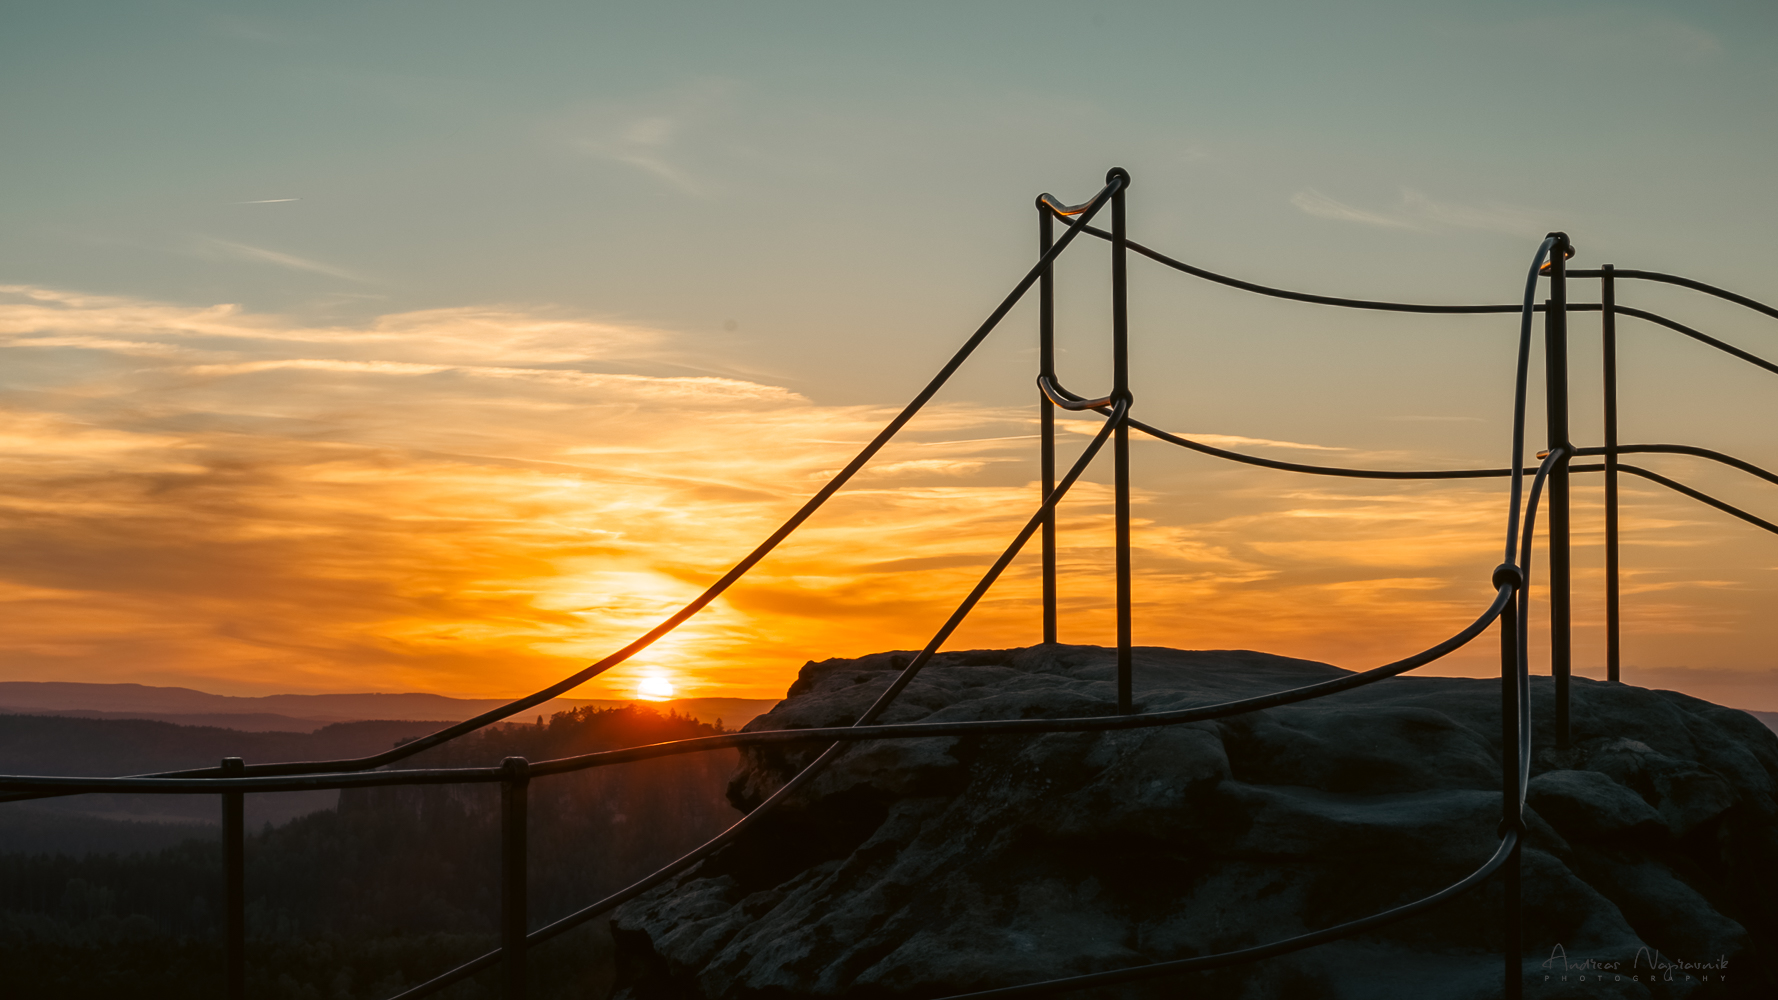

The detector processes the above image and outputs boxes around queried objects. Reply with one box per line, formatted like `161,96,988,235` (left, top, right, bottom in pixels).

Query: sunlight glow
2,287,1773,707
636,675,676,701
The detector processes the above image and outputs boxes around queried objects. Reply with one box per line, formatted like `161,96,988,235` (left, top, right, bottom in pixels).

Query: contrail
235,198,300,204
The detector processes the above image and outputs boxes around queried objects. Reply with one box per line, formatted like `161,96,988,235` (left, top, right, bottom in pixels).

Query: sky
2,1,1776,708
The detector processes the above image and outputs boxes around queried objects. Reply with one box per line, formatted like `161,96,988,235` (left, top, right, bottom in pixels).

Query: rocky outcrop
610,645,1778,999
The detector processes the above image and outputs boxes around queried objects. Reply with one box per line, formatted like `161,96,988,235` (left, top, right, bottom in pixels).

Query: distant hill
0,715,449,779
0,715,455,846
0,695,772,854
1750,710,1778,736
0,681,776,731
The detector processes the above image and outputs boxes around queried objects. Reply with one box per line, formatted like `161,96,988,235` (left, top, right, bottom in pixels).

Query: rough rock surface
610,646,1777,999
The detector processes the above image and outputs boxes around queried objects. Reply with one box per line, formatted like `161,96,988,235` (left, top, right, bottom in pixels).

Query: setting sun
636,675,676,701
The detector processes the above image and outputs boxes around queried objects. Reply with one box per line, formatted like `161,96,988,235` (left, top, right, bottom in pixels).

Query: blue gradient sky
3,2,1776,706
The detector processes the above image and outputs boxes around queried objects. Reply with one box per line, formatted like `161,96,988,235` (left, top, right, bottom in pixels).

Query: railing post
1602,264,1620,683
501,756,530,1000
1544,233,1572,749
220,756,245,1000
1039,200,1058,645
1499,596,1523,1000
1109,167,1132,713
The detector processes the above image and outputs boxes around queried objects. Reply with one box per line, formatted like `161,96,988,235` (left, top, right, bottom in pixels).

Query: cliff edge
610,645,1777,999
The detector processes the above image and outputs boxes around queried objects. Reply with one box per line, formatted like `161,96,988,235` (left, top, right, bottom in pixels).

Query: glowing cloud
0,286,1771,707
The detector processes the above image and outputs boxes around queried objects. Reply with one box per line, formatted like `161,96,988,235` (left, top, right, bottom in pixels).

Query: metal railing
4,168,1775,999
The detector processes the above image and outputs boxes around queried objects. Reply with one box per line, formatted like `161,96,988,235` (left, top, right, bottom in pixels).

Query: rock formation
610,645,1776,999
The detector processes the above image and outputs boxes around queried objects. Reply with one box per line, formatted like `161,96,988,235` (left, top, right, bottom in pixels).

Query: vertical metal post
1602,264,1620,684
501,756,530,1000
1108,168,1132,714
1499,598,1522,1000
221,756,245,1000
1039,201,1058,645
1544,233,1572,749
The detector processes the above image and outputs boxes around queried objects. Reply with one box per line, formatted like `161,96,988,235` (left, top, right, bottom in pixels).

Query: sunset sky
3,2,1776,709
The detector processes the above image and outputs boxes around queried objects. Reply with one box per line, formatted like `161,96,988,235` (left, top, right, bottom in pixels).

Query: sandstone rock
611,646,1777,999
1527,769,1663,838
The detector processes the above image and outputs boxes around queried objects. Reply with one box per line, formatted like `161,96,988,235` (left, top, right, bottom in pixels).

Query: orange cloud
0,286,1773,708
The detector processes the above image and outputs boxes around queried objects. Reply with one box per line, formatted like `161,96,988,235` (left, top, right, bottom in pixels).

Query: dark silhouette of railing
4,168,1776,999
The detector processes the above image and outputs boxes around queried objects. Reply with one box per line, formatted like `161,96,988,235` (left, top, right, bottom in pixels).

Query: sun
636,674,676,701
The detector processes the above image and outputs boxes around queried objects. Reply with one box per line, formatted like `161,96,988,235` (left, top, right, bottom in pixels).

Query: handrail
1615,304,1778,377
0,177,1129,803
390,398,1133,999
16,175,1776,1000
1044,205,1778,379
1037,192,1103,217
0,586,1513,797
1575,444,1778,488
1045,206,1778,330
34,485,1777,795
1039,206,1527,314
1051,378,1778,503
1571,268,1778,321
1036,374,1111,410
1617,463,1778,535
913,447,1558,999
385,300,1545,997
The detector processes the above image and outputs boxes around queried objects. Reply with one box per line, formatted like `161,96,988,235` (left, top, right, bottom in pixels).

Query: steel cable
12,191,1772,996
380,381,1533,998
0,178,1130,806
911,248,1558,999
386,400,1130,999
1570,268,1778,321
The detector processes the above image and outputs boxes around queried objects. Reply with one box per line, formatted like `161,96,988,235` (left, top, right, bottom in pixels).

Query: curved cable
1574,444,1778,488
1570,268,1778,322
1044,207,1778,381
519,583,1511,774
1049,406,1778,515
7,222,1601,1000
1037,192,1104,217
1036,207,1527,314
912,441,1556,1000
1617,463,1778,535
1515,450,1562,800
387,401,1129,999
0,178,1131,805
1616,305,1778,377
1037,375,1112,411
380,397,1528,999
0,579,1513,795
1045,208,1778,343
1045,375,1522,479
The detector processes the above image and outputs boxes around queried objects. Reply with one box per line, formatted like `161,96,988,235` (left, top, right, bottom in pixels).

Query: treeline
0,705,745,999
0,715,456,842
0,714,455,776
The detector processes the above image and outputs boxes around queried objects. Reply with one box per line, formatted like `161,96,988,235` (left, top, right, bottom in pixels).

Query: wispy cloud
1290,190,1422,230
0,286,1766,705
1290,188,1545,236
562,80,737,197
203,238,365,281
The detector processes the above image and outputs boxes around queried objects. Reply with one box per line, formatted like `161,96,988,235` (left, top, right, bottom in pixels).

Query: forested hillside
0,715,452,844
0,705,744,999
